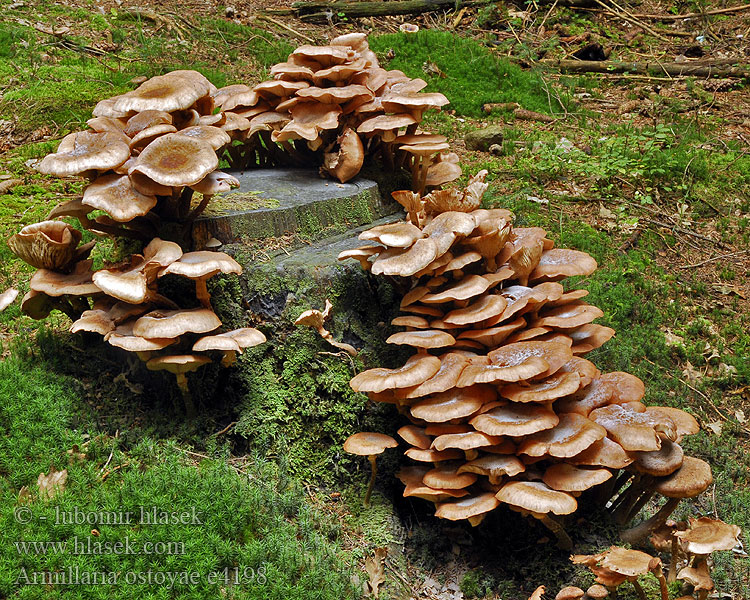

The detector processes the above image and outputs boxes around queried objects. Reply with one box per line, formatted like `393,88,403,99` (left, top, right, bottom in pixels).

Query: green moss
369,31,570,116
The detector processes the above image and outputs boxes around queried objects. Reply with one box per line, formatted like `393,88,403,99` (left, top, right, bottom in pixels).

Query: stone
192,168,396,248
464,126,505,151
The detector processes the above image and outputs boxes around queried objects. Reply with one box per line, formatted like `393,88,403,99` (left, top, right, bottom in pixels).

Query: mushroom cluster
36,69,241,244
215,33,457,190
7,230,265,414
339,171,711,548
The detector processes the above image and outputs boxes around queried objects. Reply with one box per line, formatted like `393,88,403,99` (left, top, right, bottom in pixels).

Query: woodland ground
0,0,748,599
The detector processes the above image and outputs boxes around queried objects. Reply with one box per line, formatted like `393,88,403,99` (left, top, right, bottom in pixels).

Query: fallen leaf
662,328,684,347
37,466,67,499
682,361,702,384
599,205,616,219
0,287,19,312
706,421,723,436
735,410,746,424
67,444,87,463
365,547,387,597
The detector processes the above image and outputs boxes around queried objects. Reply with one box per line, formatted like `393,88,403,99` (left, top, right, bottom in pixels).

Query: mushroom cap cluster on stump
339,170,710,539
215,33,456,188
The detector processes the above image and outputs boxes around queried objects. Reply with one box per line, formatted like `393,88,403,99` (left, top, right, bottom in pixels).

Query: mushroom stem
667,536,679,583
603,470,635,508
535,513,573,550
620,497,681,545
624,490,655,525
187,194,212,221
174,373,196,419
651,562,670,600
195,278,212,309
221,350,237,367
178,186,195,220
364,454,378,507
630,579,647,600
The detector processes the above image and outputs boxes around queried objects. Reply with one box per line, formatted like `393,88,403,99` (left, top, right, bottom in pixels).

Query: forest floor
0,0,749,599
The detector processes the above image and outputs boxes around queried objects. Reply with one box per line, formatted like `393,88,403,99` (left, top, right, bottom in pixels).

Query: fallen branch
679,249,749,269
513,108,557,122
255,14,315,43
630,3,750,21
270,0,594,22
642,218,730,249
592,0,669,42
538,59,750,79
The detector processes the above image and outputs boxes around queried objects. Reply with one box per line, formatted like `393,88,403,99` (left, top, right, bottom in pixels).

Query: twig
211,421,238,437
591,0,669,41
641,218,730,249
255,15,315,43
101,462,131,481
538,0,559,34
679,249,749,269
629,3,750,20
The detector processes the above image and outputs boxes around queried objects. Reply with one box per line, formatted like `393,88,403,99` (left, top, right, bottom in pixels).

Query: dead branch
538,59,750,79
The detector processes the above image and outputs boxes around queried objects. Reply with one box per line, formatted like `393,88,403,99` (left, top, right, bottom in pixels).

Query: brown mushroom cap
443,295,508,327
343,432,398,456
674,517,741,555
530,249,598,282
321,127,365,184
396,352,469,398
405,447,463,462
397,425,432,449
38,131,130,176
457,454,526,480
558,372,645,416
501,371,582,404
585,585,609,599
644,406,699,440
423,464,478,489
471,404,559,437
518,413,607,458
496,481,577,515
371,238,439,277
105,321,177,352
633,438,684,476
70,309,115,335
589,402,675,452
435,492,501,521
132,308,222,338
568,437,633,469
129,133,218,188
431,431,503,452
555,586,585,600
30,260,100,297
599,547,654,577
542,463,612,492
113,70,212,113
82,174,157,222
8,220,83,271
386,329,456,349
398,466,469,502
569,324,615,354
653,456,712,498
411,385,497,422
677,560,714,592
159,251,242,280
360,221,424,248
534,304,605,329
193,328,266,353
146,354,212,375
421,275,492,305
350,354,441,393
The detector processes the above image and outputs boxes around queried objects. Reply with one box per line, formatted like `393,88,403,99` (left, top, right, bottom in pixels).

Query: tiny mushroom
343,432,398,506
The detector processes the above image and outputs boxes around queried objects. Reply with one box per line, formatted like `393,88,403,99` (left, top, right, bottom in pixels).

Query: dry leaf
67,444,87,463
364,547,387,597
0,287,19,312
662,328,684,347
706,421,723,436
682,361,702,384
735,410,746,424
37,466,68,499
